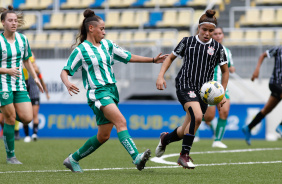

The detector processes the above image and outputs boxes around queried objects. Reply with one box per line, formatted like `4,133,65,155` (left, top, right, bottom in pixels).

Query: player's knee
98,133,110,143
20,115,33,125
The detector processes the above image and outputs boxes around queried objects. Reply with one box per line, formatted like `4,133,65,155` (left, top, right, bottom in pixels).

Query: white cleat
194,136,200,142
32,134,38,141
24,136,31,143
212,141,227,148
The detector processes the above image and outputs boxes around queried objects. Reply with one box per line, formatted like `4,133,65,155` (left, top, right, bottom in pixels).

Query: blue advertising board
20,103,265,139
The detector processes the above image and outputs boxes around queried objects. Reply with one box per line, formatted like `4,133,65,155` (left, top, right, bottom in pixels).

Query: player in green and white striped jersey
0,6,43,164
61,9,168,173
203,27,235,148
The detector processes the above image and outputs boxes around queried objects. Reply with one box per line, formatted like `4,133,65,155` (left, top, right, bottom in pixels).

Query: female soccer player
0,5,43,164
155,10,229,169
242,46,282,145
61,9,167,173
203,27,235,148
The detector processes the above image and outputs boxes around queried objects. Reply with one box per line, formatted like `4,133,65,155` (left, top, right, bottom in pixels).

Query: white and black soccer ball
200,81,225,105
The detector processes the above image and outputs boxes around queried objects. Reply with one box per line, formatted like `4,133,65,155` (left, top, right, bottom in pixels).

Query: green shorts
0,91,31,107
87,84,119,125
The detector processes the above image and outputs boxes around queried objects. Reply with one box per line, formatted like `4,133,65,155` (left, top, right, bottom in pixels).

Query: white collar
196,35,212,45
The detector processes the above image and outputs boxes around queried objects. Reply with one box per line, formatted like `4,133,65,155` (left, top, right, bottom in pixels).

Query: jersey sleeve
23,38,32,61
218,44,228,66
225,47,234,67
63,48,83,76
172,37,187,59
112,42,132,64
266,47,278,58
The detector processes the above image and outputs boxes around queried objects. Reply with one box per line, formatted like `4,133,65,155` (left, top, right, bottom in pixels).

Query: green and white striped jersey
0,32,32,91
213,46,233,82
63,39,132,90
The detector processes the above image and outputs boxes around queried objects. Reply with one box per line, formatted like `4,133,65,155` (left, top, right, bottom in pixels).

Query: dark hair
215,26,224,33
0,5,24,27
199,9,217,26
73,9,102,48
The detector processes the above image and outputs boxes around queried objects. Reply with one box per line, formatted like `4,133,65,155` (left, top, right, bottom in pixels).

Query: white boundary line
0,148,281,174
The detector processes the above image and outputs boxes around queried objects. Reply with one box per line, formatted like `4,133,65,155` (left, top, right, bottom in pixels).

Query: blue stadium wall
20,103,265,139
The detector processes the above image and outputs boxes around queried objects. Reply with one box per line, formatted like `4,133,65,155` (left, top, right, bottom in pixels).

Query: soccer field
0,138,281,184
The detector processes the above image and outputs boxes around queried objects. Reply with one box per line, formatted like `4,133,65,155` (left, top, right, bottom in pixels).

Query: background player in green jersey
0,6,43,164
203,27,235,148
61,9,167,173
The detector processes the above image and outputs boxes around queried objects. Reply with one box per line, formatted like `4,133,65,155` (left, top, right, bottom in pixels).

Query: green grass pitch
0,138,281,184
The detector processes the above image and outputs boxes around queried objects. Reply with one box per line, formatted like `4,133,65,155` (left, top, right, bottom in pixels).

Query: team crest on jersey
2,92,9,100
207,46,215,55
20,46,25,51
188,91,196,98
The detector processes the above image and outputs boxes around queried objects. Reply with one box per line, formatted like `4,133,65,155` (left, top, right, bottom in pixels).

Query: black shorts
269,83,282,99
176,88,208,114
31,98,40,106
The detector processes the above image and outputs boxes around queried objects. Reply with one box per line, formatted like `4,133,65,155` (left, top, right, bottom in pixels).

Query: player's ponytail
199,9,217,27
0,5,24,27
73,9,102,48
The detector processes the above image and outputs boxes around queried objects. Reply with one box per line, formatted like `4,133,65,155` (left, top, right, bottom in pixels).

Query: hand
7,67,21,78
46,93,50,100
216,96,226,111
154,53,169,64
251,69,259,81
34,78,44,93
156,76,166,90
65,82,80,96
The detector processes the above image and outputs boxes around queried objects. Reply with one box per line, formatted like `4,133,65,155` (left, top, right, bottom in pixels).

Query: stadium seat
145,0,165,7
259,9,275,25
61,0,81,8
106,0,123,7
162,31,178,46
132,11,149,27
38,0,53,9
117,32,133,46
244,30,259,45
274,9,282,25
62,12,78,29
105,11,120,27
44,13,64,29
240,9,260,26
120,0,137,7
162,0,179,6
193,10,205,25
147,31,162,45
24,32,35,45
225,30,244,46
0,0,12,7
175,10,192,27
118,11,136,27
21,13,37,29
59,32,75,48
133,31,148,46
47,32,62,48
177,31,190,42
277,30,282,44
33,32,48,48
19,0,39,9
259,30,274,45
255,0,282,5
105,31,119,41
157,10,177,27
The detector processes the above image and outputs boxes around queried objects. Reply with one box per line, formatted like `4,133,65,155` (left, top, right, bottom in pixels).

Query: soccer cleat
24,136,31,143
133,149,151,171
177,153,195,169
14,132,20,141
155,132,169,157
7,157,22,164
212,141,227,148
194,136,200,142
276,125,282,137
32,134,38,141
242,125,251,146
63,154,83,173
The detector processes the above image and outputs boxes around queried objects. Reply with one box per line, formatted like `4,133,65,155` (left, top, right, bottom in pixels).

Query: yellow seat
157,10,177,27
117,32,133,46
132,11,149,27
119,0,137,7
21,14,37,29
176,10,192,27
106,0,123,7
24,32,35,47
177,31,190,42
147,31,162,45
240,9,260,26
162,31,178,46
274,9,282,25
38,0,53,9
105,31,119,42
193,10,205,25
62,12,78,29
59,32,75,48
277,30,282,44
244,30,259,45
44,13,64,29
33,32,48,48
105,12,120,28
260,9,275,25
61,0,80,8
259,30,274,45
118,11,136,27
47,32,62,48
188,0,207,6
133,31,148,46
145,0,165,7
162,0,179,6
19,0,39,9
225,30,244,46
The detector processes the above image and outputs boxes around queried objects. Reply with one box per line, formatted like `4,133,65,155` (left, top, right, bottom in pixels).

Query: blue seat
90,0,106,8
144,12,163,27
132,0,150,7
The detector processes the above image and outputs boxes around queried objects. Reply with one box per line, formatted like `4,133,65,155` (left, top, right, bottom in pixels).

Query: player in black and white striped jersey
155,10,229,169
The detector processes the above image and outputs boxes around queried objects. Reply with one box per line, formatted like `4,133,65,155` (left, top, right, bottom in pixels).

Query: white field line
0,148,281,174
151,148,282,165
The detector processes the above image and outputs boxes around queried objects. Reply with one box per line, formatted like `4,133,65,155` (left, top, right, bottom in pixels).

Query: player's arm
251,52,267,81
0,67,21,77
156,53,177,90
129,53,168,63
220,63,229,92
23,59,44,93
60,70,80,96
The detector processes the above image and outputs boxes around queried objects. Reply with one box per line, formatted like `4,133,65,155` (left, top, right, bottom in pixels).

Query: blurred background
1,0,281,140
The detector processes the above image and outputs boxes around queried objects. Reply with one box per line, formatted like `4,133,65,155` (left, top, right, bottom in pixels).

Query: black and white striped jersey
266,46,282,84
173,35,228,91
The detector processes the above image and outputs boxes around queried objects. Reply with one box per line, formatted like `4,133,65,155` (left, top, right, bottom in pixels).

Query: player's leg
31,102,40,141
276,120,282,137
0,113,4,138
212,99,230,148
204,105,216,136
14,120,20,140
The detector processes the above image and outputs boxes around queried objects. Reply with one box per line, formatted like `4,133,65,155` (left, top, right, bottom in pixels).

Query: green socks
118,130,139,160
3,124,15,158
214,118,227,141
72,135,102,162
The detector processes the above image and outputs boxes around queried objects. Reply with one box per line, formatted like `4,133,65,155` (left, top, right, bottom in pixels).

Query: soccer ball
200,81,225,105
